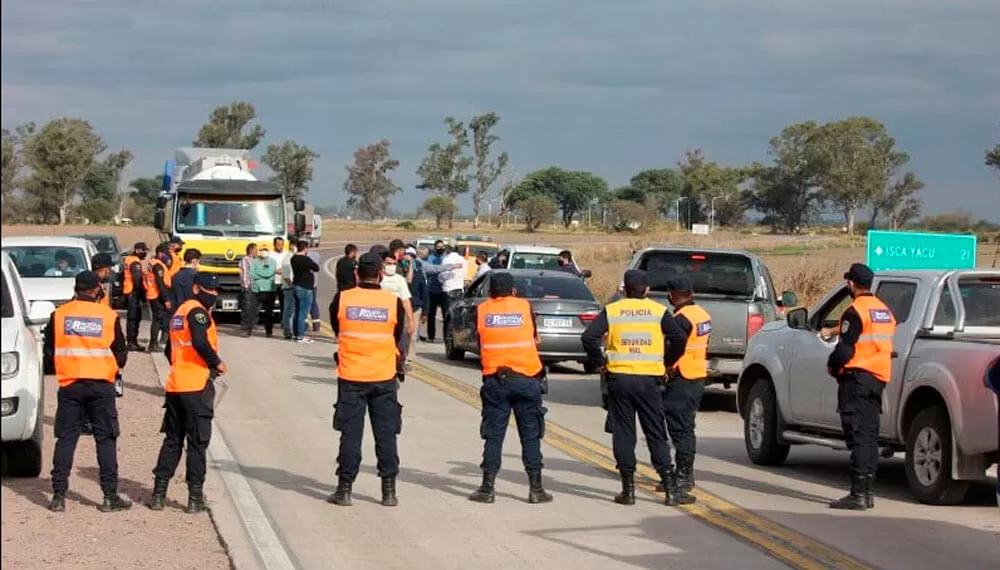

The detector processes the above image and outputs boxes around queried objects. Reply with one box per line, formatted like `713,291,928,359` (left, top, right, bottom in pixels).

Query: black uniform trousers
426,292,449,341
662,376,706,465
125,293,144,343
479,374,545,474
837,369,885,478
51,380,120,495
606,372,673,475
152,382,215,487
335,379,401,481
149,299,169,344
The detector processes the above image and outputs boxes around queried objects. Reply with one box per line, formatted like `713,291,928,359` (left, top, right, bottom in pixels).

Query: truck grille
201,255,242,269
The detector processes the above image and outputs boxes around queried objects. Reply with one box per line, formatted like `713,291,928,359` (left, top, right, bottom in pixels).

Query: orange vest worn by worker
53,300,119,387
166,299,219,393
169,251,183,279
674,304,712,380
843,295,896,382
99,283,112,307
122,255,141,295
336,288,399,382
476,296,543,377
144,258,172,301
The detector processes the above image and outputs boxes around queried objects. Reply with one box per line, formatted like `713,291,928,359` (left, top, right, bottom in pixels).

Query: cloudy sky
3,0,999,219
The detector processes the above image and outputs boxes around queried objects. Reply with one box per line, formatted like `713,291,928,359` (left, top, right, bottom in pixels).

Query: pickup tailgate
647,294,748,356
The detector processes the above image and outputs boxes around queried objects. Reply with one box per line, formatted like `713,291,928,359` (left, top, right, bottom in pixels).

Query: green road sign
866,230,977,271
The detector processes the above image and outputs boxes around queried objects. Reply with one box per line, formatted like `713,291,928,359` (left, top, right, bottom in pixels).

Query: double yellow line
317,323,874,570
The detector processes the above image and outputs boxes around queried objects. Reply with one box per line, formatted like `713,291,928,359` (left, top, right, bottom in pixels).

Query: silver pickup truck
738,269,1000,505
616,247,794,387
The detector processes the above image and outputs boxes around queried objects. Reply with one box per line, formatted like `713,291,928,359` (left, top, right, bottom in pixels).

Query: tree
628,168,684,216
127,175,164,224
193,101,266,150
344,139,401,222
750,122,826,233
79,149,133,223
469,112,509,228
416,117,473,228
677,149,747,227
508,167,609,227
419,195,456,229
24,118,105,225
608,200,655,231
987,142,1000,180
262,141,319,199
1,123,35,217
614,185,647,204
878,171,924,229
515,195,558,232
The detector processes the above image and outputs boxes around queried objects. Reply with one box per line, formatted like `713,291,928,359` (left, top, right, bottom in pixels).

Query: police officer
149,273,226,514
327,252,406,507
145,243,173,352
661,275,712,496
167,236,185,280
468,272,553,505
582,269,692,506
90,253,115,307
123,243,148,352
827,263,896,510
43,271,130,513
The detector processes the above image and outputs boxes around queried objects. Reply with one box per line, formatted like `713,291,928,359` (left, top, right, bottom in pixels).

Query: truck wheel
7,413,43,478
444,323,465,361
743,379,790,466
904,407,969,505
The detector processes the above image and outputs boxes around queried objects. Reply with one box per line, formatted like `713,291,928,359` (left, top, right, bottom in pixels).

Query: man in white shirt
474,251,491,280
271,237,290,337
379,251,416,364
279,239,297,339
440,247,468,299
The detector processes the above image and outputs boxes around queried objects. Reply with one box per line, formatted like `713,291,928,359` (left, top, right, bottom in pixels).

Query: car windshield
933,276,1000,327
512,275,595,301
2,246,88,278
640,251,755,297
510,253,561,270
75,235,118,254
1,274,14,318
175,195,285,237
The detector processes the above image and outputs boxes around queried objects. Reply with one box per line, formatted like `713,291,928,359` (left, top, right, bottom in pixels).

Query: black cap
357,252,383,279
169,236,185,245
623,269,649,296
91,253,113,269
193,272,219,290
666,274,694,292
133,242,148,251
74,271,101,292
844,263,874,288
489,272,515,297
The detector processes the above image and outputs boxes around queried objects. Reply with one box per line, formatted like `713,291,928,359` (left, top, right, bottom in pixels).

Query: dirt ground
0,352,230,570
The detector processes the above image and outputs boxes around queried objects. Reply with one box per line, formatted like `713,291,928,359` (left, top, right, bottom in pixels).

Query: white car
2,236,98,308
496,245,565,270
2,251,55,477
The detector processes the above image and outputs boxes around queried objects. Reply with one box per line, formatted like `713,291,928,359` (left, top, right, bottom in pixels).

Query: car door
786,286,852,425
454,274,488,349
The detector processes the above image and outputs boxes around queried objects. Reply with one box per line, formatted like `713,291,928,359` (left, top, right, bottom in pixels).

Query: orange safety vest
53,300,119,387
122,255,141,295
476,296,543,377
169,251,183,279
843,294,896,382
166,299,219,393
674,303,712,380
99,282,112,307
144,258,172,300
336,287,399,382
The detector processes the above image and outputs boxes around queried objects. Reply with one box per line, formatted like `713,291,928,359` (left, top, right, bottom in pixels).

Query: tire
743,378,791,466
904,407,969,505
7,412,43,478
444,322,465,361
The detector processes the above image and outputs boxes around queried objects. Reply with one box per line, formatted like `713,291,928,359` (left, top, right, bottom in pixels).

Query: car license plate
222,299,238,310
543,317,574,328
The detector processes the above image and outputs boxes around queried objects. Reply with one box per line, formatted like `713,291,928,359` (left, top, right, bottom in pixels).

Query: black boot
48,493,66,512
863,475,875,509
468,472,497,504
614,471,636,505
676,458,696,494
526,471,553,504
829,476,867,510
100,492,133,512
326,478,353,507
185,485,206,514
663,470,696,506
381,477,399,507
126,341,143,352
148,478,168,511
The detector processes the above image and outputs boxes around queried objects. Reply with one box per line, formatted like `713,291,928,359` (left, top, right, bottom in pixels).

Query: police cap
91,253,114,269
844,263,874,288
666,274,694,293
357,252,382,279
169,236,185,246
74,271,101,292
193,272,219,290
133,242,148,252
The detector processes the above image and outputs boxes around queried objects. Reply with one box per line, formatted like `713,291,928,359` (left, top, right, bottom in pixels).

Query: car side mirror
786,307,809,330
779,291,798,308
153,210,165,231
155,196,168,209
27,301,55,326
294,198,306,212
294,213,306,234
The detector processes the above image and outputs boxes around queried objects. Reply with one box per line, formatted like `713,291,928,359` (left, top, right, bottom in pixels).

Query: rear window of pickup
933,276,1000,327
639,251,755,297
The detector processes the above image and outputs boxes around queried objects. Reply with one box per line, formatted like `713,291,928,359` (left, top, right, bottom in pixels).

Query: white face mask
383,264,397,276
260,251,270,259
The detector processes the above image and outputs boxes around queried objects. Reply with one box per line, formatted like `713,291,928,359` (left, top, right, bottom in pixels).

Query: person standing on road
167,236,185,280
336,244,359,292
474,251,491,279
306,246,323,332
149,273,227,514
280,239,297,339
327,252,406,507
171,248,202,309
43,271,130,513
424,240,447,342
238,243,258,332
827,263,897,511
467,272,554,505
244,247,277,337
291,239,320,343
123,242,148,352
440,245,468,327
405,246,428,347
379,250,416,367
145,243,173,352
582,269,693,506
271,237,289,333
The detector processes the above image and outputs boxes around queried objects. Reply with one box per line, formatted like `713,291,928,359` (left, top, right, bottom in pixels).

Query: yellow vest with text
605,298,667,376
674,303,712,380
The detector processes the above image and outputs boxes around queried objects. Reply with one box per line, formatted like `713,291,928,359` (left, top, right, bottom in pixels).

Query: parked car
444,269,601,369
453,235,502,284
310,214,323,248
738,269,1000,505
415,236,451,256
614,247,793,387
71,233,125,304
2,236,99,308
2,251,55,477
493,244,592,279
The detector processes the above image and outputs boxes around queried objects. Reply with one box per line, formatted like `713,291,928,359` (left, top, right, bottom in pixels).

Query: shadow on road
211,460,383,504
0,473,99,509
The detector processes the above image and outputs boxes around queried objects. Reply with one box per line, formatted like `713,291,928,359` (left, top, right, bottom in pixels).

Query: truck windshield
175,195,285,237
933,276,1000,327
640,251,755,297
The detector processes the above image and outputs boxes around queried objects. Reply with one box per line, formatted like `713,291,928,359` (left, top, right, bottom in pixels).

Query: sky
2,0,999,220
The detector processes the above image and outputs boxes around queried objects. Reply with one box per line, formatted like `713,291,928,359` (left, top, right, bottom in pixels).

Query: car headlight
1,352,19,380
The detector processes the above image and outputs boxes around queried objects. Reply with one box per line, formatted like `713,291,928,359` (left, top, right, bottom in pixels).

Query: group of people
236,236,321,343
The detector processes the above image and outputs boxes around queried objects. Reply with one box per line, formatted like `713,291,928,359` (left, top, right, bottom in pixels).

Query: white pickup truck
738,269,999,505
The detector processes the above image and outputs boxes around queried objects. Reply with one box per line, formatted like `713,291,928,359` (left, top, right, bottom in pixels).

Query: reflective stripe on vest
337,288,399,382
166,299,219,393
476,296,543,377
605,298,667,376
122,255,141,294
674,303,712,380
144,258,171,300
843,295,896,383
53,300,119,387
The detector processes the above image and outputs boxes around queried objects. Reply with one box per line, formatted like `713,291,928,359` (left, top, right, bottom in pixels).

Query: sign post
866,230,977,271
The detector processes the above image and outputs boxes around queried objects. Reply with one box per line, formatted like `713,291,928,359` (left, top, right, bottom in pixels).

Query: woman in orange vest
122,242,148,351
149,273,227,514
42,271,130,513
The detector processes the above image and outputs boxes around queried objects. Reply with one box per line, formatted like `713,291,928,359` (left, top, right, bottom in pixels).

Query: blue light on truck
162,160,175,192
